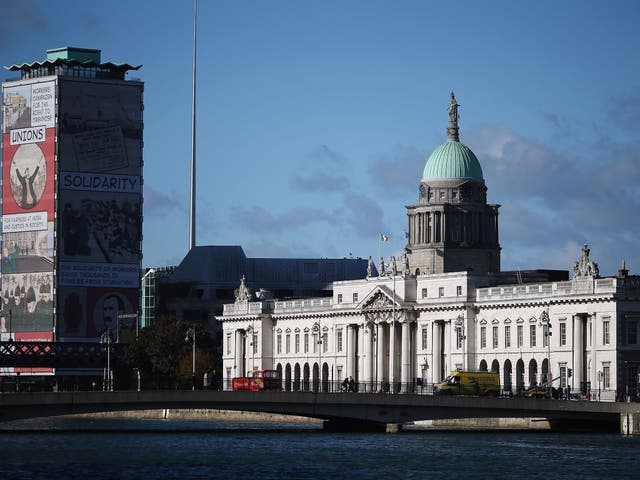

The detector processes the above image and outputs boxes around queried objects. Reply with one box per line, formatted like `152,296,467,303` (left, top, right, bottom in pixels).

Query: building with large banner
218,93,640,401
1,47,142,386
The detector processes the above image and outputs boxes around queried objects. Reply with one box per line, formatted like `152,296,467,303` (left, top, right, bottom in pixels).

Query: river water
0,417,637,479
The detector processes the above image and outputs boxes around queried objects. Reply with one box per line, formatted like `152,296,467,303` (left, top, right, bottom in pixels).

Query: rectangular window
337,294,343,304
421,328,428,350
337,331,343,352
313,334,318,353
517,325,523,348
492,326,498,349
285,334,290,354
304,333,309,353
438,287,444,297
353,292,358,303
560,365,567,388
480,326,486,349
560,323,567,346
456,327,463,349
543,324,549,348
421,288,428,299
603,321,610,345
603,365,610,389
295,333,300,353
252,334,258,354
627,319,637,344
530,324,536,347
277,334,282,354
505,326,511,348
456,286,462,296
226,333,231,355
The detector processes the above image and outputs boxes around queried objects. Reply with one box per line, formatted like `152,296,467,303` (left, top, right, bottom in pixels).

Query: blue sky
2,0,640,276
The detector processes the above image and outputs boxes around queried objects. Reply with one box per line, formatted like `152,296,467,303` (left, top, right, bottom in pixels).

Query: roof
422,139,484,181
163,245,369,291
5,46,141,73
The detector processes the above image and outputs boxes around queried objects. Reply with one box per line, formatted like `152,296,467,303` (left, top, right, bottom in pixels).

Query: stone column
376,322,386,389
590,313,597,395
401,321,411,392
433,322,442,384
363,323,373,390
346,324,353,378
574,314,584,392
234,330,245,377
389,319,396,390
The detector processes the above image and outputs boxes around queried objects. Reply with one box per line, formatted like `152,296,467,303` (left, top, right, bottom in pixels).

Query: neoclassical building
219,94,640,401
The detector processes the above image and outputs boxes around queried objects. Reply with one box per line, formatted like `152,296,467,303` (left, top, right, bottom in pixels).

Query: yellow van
435,371,500,397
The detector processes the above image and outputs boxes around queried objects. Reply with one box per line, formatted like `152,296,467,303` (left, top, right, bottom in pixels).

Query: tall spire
447,91,460,141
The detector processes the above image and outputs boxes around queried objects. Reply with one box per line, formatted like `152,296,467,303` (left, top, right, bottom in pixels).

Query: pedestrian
342,377,348,392
585,390,591,401
348,376,355,392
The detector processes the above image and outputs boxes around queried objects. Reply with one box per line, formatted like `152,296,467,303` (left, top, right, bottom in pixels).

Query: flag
404,231,410,239
380,234,389,242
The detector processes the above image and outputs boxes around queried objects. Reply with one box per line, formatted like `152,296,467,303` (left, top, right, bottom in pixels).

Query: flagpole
378,233,381,271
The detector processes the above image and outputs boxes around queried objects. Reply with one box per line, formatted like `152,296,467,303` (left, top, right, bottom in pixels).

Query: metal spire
189,0,197,250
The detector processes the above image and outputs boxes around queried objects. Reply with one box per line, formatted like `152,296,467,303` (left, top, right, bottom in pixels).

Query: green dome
422,139,483,181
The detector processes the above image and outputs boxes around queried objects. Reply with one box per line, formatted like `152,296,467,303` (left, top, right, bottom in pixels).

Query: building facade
219,94,640,401
1,47,143,383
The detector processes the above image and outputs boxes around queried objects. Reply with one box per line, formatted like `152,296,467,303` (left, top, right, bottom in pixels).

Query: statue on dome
448,91,459,124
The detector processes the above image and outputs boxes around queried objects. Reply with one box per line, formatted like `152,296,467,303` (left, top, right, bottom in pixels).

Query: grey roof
164,245,369,291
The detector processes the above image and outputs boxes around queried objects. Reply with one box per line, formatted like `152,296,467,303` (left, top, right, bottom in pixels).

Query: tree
121,314,215,389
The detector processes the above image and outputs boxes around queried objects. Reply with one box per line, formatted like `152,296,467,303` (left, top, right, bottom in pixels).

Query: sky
1,0,640,277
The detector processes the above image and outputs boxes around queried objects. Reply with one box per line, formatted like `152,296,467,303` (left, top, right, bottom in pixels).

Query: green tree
121,314,214,389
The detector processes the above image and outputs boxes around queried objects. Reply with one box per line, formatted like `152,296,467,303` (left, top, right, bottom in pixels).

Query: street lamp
100,329,112,392
313,321,322,392
185,325,196,390
455,315,466,371
539,308,551,386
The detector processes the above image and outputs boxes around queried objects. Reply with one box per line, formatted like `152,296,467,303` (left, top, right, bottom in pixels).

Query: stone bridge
1,390,639,433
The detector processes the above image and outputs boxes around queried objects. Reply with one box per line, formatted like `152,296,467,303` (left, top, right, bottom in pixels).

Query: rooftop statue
234,275,253,303
573,244,599,278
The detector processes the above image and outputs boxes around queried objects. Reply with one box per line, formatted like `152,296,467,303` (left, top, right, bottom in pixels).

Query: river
0,417,637,479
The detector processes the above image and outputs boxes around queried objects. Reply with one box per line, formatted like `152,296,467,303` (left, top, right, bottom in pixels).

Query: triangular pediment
359,286,402,311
